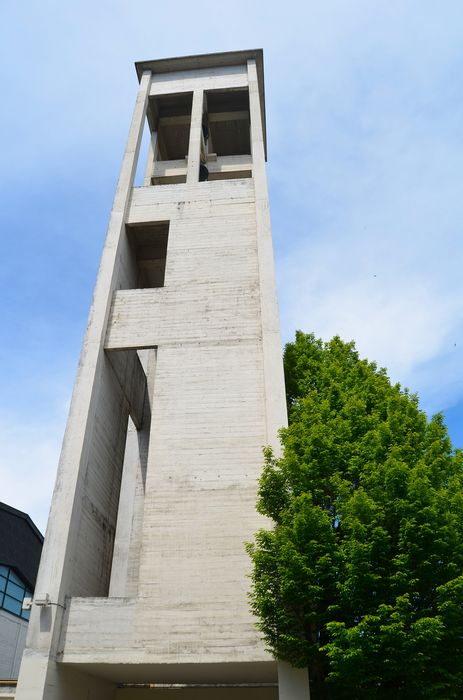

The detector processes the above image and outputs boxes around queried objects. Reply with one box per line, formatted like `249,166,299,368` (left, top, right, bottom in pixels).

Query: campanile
16,50,309,700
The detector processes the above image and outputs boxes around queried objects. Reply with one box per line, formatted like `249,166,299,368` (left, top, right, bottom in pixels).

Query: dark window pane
0,575,6,593
21,608,30,621
6,580,24,601
0,565,9,577
3,594,22,616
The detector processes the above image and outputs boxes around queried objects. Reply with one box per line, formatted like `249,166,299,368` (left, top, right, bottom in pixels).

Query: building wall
133,181,266,654
0,505,43,592
0,608,28,679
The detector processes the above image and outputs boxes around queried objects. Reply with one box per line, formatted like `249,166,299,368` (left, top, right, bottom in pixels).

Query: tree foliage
247,332,463,698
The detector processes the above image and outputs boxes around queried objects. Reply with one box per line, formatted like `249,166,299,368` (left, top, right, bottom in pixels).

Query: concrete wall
127,181,263,632
0,609,28,679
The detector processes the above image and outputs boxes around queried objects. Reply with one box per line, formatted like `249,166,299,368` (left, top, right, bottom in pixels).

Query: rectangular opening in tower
202,88,252,180
126,221,169,288
147,92,193,185
206,89,251,156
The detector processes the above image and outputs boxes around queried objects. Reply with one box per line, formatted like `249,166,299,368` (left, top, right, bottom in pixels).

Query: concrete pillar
278,661,311,700
186,89,204,183
247,58,287,449
108,418,142,596
143,130,158,186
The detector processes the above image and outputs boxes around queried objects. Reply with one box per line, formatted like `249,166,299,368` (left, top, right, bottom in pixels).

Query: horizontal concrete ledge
57,660,277,685
105,285,261,350
105,336,263,352
61,598,272,674
105,337,262,352
129,177,255,209
152,155,253,180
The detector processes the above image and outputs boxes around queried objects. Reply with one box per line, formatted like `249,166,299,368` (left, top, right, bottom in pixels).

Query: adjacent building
0,502,43,686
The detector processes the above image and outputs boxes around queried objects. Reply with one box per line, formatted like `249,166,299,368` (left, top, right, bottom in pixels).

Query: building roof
135,49,267,158
0,503,43,591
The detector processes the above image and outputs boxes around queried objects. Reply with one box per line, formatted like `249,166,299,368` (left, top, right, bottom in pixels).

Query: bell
199,164,209,182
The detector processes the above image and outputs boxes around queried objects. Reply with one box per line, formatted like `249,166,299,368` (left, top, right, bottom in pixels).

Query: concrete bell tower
16,50,310,700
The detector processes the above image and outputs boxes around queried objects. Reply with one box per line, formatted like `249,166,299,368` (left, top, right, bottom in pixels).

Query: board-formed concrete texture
15,50,310,699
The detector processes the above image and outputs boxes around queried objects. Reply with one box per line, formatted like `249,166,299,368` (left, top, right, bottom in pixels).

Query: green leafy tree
247,332,463,698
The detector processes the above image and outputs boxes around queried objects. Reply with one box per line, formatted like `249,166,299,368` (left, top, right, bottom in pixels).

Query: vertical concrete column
186,89,204,183
108,418,141,597
143,130,158,186
247,59,287,449
278,661,311,699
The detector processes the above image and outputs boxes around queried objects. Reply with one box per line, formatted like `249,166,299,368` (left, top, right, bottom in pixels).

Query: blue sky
1,1,463,532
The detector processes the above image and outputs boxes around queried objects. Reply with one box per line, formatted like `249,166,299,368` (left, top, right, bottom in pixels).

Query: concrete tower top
135,48,267,156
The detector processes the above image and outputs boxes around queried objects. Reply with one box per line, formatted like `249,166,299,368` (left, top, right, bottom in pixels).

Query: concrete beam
158,111,249,127
151,155,252,180
143,130,158,186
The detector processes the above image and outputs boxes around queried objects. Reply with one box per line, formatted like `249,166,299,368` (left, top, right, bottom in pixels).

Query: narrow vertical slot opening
106,347,155,598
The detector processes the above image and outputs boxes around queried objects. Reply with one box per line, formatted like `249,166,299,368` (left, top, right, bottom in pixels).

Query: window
0,564,32,620
147,93,193,185
126,221,169,288
205,89,251,157
201,88,252,181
